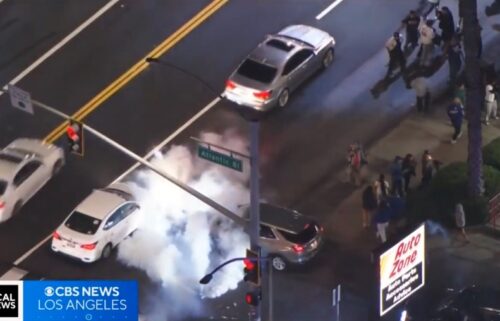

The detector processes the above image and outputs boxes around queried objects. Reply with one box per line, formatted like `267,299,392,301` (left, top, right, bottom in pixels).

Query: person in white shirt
485,80,497,125
418,18,435,67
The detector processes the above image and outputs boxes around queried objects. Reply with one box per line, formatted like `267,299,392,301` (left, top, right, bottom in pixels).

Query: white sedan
0,138,64,222
51,182,140,263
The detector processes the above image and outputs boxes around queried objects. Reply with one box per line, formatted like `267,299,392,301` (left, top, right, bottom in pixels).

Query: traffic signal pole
248,121,262,321
13,93,246,226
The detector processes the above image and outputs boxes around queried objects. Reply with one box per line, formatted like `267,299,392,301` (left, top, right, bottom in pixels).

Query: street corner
445,227,500,263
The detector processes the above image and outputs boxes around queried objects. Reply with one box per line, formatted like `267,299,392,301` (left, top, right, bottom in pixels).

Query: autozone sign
379,224,425,316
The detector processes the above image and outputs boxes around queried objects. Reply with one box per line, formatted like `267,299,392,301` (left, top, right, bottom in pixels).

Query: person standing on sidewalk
347,144,362,186
373,174,390,203
385,32,406,79
374,200,391,243
484,79,498,125
361,185,378,228
418,18,435,67
436,6,455,49
454,203,469,242
447,97,465,144
402,10,421,54
390,156,404,197
420,150,434,187
402,154,417,193
410,75,431,112
446,35,464,88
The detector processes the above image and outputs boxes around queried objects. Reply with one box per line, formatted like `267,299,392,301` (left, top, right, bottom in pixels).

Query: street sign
379,224,425,316
8,84,34,114
197,145,243,172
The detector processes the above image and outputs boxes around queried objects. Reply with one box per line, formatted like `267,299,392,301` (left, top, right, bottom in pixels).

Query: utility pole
4,87,246,226
248,121,262,321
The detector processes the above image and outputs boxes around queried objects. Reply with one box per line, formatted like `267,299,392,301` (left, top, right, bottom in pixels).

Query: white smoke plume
117,130,251,321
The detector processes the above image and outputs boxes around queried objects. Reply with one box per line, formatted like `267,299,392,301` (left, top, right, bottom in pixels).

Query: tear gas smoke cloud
117,131,251,320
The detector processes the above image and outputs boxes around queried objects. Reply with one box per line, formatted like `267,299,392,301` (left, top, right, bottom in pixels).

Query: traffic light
245,290,260,306
66,120,84,156
243,249,260,286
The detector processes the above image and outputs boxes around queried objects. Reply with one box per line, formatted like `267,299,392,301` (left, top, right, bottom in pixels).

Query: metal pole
249,121,261,321
24,95,246,226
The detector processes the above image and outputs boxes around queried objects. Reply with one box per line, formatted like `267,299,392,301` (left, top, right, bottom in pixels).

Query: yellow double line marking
44,0,228,143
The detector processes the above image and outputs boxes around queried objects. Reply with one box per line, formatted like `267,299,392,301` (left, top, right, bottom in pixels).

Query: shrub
483,137,500,171
405,162,497,226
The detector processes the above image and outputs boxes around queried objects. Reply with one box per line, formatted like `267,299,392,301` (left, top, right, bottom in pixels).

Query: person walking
410,75,431,112
347,144,362,186
362,185,378,228
446,35,464,88
385,32,406,79
373,174,390,203
390,156,404,197
402,154,417,193
402,10,421,53
374,200,391,243
485,79,498,125
454,203,469,242
418,18,435,67
447,97,465,144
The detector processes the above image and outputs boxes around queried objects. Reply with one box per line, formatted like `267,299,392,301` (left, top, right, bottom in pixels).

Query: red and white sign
379,224,425,316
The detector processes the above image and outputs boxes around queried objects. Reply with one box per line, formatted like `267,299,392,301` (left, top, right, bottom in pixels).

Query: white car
51,182,140,263
0,138,64,222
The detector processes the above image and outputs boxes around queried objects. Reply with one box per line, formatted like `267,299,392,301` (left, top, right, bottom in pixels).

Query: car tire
322,48,334,69
278,89,290,108
52,159,63,176
101,243,113,260
271,256,287,271
13,201,22,216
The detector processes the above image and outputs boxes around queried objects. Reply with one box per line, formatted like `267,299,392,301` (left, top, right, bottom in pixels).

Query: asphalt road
0,0,448,320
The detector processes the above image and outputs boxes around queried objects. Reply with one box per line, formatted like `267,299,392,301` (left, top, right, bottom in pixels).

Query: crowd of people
350,146,442,244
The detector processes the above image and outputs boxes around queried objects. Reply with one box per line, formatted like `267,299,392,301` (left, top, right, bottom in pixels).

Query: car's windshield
237,59,277,84
0,180,7,195
65,211,102,235
0,153,23,164
280,222,318,244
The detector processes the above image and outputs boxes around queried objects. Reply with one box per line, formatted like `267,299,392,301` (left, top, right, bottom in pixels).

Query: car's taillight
80,242,97,250
292,244,304,253
253,90,271,100
52,231,61,240
226,80,236,90
0,201,4,209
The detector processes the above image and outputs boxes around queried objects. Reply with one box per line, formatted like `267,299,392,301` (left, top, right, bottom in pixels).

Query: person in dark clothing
447,97,465,144
402,154,417,193
447,35,464,88
389,156,404,197
401,10,421,53
420,150,433,188
385,32,406,78
362,185,378,228
436,6,455,47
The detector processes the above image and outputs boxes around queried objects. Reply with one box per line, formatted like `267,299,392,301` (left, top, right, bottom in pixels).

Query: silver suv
243,203,324,271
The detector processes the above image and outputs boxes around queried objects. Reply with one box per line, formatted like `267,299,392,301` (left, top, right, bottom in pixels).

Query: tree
460,0,485,197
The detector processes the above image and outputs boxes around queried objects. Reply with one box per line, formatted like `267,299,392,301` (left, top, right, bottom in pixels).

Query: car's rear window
280,222,318,244
101,187,132,201
266,39,294,52
0,180,7,195
65,211,101,235
237,59,277,84
0,153,23,163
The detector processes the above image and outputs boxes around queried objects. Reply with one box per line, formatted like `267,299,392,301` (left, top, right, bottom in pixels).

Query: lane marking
44,0,228,144
0,266,28,280
113,97,221,183
4,96,220,276
0,0,120,96
316,0,345,20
